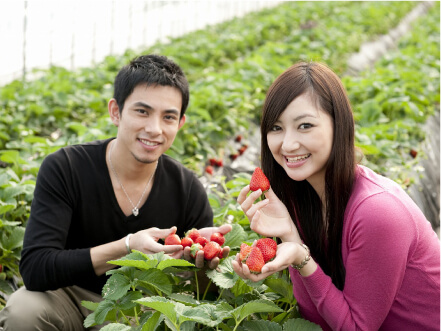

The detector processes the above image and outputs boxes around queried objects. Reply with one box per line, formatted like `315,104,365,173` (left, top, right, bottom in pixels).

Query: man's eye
136,109,147,114
165,115,177,121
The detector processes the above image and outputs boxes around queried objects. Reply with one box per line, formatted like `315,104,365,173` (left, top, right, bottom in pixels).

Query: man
0,54,230,330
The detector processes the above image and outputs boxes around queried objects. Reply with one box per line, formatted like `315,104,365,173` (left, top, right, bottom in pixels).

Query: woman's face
267,93,334,194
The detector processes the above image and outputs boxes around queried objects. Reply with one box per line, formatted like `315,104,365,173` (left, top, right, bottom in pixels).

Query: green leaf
135,269,173,295
100,323,132,331
0,279,14,295
141,311,164,331
224,223,247,248
118,290,143,310
102,274,131,300
264,278,294,302
283,318,323,330
232,299,283,324
243,319,283,331
0,226,25,251
81,300,99,311
136,296,178,325
156,258,195,270
206,257,239,289
94,300,116,325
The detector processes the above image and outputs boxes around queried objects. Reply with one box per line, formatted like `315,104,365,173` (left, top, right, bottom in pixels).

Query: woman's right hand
237,185,301,243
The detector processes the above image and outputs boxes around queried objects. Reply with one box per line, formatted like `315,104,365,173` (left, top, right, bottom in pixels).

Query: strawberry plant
82,247,321,330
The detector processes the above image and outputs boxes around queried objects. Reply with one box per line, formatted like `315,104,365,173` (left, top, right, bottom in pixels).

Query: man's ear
178,114,186,130
108,99,120,126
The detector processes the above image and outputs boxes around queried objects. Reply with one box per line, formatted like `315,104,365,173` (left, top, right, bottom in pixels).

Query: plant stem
194,271,199,301
216,288,224,302
202,279,212,301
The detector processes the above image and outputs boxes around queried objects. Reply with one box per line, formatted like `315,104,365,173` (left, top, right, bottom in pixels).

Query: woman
232,61,440,330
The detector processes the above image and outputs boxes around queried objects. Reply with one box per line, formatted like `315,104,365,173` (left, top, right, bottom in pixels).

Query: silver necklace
108,141,158,216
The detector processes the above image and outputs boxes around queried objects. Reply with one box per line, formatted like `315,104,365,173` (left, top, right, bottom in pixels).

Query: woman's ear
108,99,120,126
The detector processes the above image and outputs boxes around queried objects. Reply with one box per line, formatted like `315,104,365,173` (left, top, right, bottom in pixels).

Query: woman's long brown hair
260,61,356,290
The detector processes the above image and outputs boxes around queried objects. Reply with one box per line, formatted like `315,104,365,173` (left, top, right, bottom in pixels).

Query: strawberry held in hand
210,232,225,246
255,238,277,263
246,246,265,274
239,243,252,263
203,241,222,260
164,234,181,245
250,167,270,192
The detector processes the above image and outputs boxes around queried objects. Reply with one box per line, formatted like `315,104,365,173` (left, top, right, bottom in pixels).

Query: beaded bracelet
291,244,311,271
125,233,133,254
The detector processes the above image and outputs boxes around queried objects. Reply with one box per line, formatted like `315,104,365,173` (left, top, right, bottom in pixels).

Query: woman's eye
270,125,281,131
299,123,313,129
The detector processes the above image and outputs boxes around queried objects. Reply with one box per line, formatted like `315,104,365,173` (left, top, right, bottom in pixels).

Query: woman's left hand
231,241,304,282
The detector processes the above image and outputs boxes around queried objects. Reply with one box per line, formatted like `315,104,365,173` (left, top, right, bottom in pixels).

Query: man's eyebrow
133,101,180,116
133,101,153,109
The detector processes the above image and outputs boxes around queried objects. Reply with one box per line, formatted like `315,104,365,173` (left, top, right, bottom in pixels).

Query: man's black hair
113,54,189,118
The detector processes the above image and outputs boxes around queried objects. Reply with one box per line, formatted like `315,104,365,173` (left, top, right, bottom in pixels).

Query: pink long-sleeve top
290,165,440,330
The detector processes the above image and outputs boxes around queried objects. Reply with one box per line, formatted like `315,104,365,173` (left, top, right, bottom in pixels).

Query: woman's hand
237,185,301,243
231,242,309,282
182,224,232,269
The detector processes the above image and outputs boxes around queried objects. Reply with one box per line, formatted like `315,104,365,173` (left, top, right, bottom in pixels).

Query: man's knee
0,287,71,331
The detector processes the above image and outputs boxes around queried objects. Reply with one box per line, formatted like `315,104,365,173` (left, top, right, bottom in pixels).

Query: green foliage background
0,2,439,329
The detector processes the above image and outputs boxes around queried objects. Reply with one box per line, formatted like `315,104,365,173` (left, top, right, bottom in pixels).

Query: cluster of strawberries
164,229,225,261
204,135,249,175
239,238,277,274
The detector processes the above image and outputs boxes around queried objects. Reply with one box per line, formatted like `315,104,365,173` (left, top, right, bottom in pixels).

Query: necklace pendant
132,207,139,216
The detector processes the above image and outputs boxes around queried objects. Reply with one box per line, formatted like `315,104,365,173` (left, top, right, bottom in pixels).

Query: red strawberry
215,159,223,167
203,241,221,260
209,158,217,166
186,229,201,242
239,243,252,263
205,165,214,175
246,247,265,274
238,145,248,155
250,167,270,192
229,153,238,161
190,243,203,258
181,237,194,248
235,135,242,143
410,149,417,158
255,238,277,262
210,232,225,246
164,234,181,245
195,236,209,247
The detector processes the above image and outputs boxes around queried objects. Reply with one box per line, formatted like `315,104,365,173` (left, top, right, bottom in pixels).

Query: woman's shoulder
346,165,426,229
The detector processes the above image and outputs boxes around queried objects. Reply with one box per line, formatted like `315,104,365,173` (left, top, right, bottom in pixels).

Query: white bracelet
125,233,132,254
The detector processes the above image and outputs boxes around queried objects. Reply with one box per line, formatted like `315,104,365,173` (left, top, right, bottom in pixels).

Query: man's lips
138,138,160,146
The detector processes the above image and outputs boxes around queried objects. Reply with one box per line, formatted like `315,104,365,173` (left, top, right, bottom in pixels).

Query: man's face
111,84,185,164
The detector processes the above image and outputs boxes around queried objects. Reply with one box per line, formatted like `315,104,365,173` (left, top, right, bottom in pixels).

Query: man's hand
183,224,232,269
130,226,184,255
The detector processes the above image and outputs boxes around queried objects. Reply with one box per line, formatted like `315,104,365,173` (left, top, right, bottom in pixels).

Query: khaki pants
0,286,103,331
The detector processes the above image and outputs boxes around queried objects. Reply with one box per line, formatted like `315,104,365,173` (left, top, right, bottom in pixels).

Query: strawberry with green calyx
181,237,194,248
164,234,181,245
250,167,270,192
186,229,201,242
190,243,203,259
203,241,221,260
239,243,252,263
210,232,225,246
246,246,265,274
255,238,277,263
195,236,209,247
